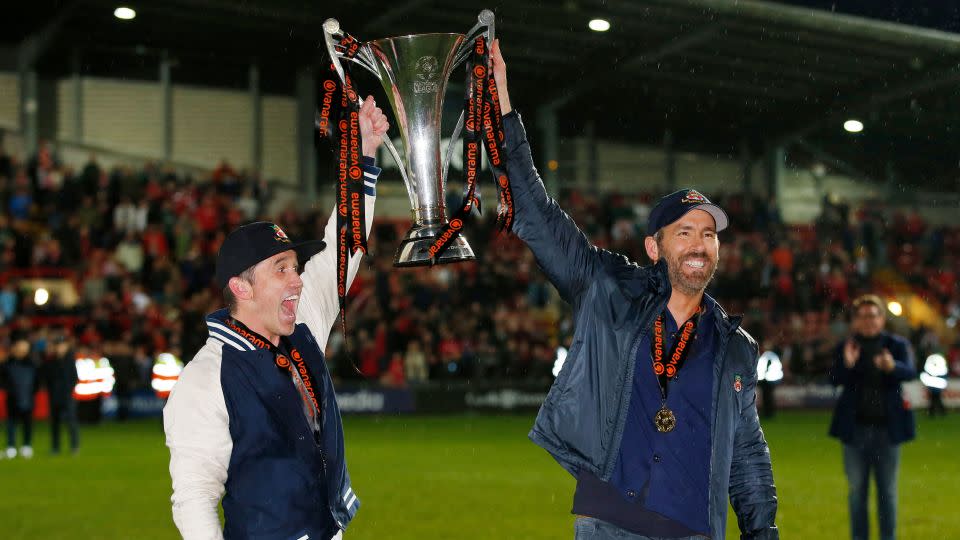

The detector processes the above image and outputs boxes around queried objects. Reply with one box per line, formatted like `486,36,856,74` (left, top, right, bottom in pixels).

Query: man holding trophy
490,41,780,540
163,97,388,540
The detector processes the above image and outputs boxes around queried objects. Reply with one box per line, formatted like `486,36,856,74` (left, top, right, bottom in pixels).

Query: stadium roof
3,0,960,188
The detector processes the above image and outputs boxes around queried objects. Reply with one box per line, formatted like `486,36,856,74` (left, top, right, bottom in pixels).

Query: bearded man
491,40,779,540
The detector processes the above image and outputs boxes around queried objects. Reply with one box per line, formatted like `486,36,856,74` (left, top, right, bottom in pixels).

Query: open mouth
280,294,299,320
683,258,707,269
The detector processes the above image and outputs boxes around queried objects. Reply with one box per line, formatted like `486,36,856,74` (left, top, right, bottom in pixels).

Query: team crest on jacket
682,190,707,204
272,225,291,244
734,374,743,393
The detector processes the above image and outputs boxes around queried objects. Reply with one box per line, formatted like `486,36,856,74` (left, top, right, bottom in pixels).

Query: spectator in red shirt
192,193,220,234
142,224,169,259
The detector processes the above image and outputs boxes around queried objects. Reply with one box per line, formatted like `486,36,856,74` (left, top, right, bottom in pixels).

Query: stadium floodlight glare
114,6,136,20
34,287,49,306
588,19,611,32
843,119,864,133
887,301,903,316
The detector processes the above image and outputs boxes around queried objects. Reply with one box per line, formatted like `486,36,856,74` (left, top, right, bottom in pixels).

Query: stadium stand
0,137,958,398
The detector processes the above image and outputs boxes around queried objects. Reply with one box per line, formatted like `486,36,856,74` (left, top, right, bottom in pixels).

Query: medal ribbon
224,318,322,435
321,36,366,371
427,35,515,263
651,310,700,401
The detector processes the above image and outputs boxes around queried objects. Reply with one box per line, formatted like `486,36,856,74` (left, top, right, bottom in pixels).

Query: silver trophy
322,10,495,267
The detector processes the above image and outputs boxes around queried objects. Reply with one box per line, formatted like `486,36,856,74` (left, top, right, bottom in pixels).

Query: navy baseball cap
215,222,325,288
647,188,729,235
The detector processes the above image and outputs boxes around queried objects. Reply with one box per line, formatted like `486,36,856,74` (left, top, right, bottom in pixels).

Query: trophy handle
322,19,380,79
322,19,412,193
454,9,496,67
442,111,465,187
443,10,495,186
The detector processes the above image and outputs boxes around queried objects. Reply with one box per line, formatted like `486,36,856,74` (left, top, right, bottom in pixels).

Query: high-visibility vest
73,357,115,401
152,352,183,399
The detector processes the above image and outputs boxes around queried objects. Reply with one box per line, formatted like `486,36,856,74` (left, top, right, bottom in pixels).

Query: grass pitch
0,411,957,539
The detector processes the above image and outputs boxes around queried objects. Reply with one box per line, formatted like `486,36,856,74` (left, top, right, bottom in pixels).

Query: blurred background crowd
0,138,958,398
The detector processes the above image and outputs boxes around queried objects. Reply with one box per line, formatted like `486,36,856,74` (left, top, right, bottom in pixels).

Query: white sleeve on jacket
297,190,377,350
164,341,232,540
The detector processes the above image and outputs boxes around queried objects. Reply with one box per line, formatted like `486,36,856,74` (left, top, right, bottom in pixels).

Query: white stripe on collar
207,321,256,350
209,335,244,351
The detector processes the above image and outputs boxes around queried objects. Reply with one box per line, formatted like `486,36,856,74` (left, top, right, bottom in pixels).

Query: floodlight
114,7,136,20
588,19,610,32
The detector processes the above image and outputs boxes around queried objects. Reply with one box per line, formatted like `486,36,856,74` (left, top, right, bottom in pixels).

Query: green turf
0,411,957,539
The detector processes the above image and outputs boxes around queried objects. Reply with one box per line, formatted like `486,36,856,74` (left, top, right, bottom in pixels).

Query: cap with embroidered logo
647,188,729,234
215,221,325,289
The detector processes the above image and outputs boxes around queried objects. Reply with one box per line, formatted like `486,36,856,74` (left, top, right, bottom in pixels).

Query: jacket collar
707,293,743,336
206,308,263,353
621,259,670,299
627,261,743,335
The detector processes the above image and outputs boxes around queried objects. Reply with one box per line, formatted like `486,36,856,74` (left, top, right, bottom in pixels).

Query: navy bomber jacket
502,112,779,540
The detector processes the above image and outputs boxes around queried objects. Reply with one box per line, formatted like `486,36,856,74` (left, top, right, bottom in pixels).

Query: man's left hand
360,95,389,158
874,349,895,373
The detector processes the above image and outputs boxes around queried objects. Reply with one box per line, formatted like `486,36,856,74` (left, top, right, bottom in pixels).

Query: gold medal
654,406,676,433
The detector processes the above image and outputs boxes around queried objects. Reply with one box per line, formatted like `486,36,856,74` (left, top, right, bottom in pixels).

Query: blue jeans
574,517,705,540
843,425,900,540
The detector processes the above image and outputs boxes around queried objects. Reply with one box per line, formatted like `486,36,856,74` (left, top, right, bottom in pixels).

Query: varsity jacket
164,164,378,540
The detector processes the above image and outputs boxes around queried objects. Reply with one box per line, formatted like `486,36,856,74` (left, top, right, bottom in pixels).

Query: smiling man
164,97,388,540
490,41,778,539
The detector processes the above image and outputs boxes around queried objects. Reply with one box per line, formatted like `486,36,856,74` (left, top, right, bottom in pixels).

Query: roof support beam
793,138,874,183
544,24,720,110
16,0,78,70
777,63,960,144
654,0,960,54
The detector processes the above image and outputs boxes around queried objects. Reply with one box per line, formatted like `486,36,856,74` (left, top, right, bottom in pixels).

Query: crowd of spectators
0,136,958,396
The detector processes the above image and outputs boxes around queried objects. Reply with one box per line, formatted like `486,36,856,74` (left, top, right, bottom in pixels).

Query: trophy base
394,223,476,267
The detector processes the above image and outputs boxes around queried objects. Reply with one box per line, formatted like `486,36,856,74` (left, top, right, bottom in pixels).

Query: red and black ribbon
427,35,515,263
320,36,367,347
224,317,323,436
651,311,700,401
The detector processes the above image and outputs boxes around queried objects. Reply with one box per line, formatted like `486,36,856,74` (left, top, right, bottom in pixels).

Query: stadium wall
0,72,19,130
559,138,746,197
3,380,957,420
58,77,164,159
50,75,298,186
3,70,956,224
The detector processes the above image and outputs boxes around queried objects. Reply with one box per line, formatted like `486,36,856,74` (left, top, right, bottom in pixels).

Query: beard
664,250,718,296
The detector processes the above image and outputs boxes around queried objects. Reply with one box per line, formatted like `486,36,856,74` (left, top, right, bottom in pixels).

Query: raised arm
297,96,388,348
296,177,377,349
491,40,630,304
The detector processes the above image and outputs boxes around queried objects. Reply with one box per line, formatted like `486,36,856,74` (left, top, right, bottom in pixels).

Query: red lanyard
651,310,700,401
224,318,322,430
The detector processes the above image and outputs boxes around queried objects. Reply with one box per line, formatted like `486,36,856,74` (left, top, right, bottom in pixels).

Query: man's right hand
843,338,860,368
490,39,512,115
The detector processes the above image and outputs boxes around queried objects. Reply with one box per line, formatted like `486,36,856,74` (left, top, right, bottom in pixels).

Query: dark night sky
778,1,960,32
